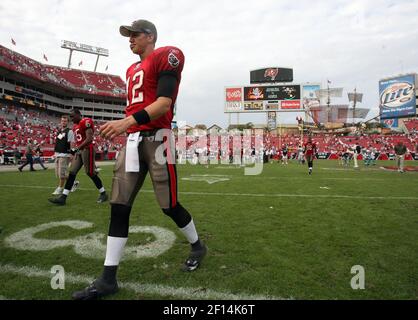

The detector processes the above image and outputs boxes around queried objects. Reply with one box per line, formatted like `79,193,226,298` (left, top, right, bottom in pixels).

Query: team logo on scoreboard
264,68,279,81
380,81,414,108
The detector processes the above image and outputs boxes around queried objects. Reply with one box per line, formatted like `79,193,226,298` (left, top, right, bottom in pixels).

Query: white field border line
0,263,287,300
0,184,417,200
321,167,394,172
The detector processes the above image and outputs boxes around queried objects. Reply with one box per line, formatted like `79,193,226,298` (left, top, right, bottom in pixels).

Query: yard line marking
0,263,288,300
178,191,418,200
230,176,392,181
0,184,417,200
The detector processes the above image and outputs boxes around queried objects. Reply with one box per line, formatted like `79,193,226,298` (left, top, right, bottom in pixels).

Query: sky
1,0,418,127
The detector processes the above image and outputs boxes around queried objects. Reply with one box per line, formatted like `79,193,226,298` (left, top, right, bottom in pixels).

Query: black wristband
132,109,151,125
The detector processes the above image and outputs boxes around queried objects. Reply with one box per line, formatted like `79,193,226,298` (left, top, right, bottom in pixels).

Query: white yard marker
0,263,289,300
182,174,230,184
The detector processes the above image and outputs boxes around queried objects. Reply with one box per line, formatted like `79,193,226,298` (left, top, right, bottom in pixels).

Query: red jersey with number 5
304,141,317,156
125,46,184,133
73,118,94,147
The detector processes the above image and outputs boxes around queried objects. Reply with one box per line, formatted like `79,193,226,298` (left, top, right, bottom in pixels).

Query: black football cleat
48,195,66,206
97,192,108,203
182,242,207,272
72,279,118,300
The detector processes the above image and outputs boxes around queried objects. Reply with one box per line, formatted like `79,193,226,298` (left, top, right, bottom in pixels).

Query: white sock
99,187,105,193
180,220,199,244
104,236,128,266
63,189,70,196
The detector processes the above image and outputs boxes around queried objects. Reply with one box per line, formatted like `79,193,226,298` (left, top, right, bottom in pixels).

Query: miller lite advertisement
379,74,416,119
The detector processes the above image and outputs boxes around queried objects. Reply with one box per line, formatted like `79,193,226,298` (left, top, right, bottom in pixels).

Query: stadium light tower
61,40,109,71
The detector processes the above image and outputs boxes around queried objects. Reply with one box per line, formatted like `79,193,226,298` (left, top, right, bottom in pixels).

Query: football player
48,108,108,205
281,144,288,165
304,137,317,175
72,19,207,300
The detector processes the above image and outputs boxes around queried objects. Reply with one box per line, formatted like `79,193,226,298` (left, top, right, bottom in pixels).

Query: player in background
72,19,206,300
297,144,305,164
32,140,47,170
48,108,108,205
281,144,288,165
353,143,361,169
304,137,317,175
51,115,79,195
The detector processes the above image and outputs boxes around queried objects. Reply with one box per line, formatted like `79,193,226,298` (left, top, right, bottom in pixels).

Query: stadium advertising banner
225,87,243,113
244,101,264,111
316,152,330,160
281,100,301,109
381,118,399,128
302,84,321,109
225,85,301,112
15,86,43,99
264,101,279,110
302,84,321,100
379,74,416,119
244,85,300,101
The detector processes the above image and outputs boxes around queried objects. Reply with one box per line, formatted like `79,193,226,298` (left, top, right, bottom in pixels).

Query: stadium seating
1,102,417,164
0,105,125,162
0,45,126,98
404,119,418,134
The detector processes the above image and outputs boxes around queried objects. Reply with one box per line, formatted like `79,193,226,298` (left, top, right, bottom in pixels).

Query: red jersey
304,142,317,156
73,118,94,147
125,46,184,133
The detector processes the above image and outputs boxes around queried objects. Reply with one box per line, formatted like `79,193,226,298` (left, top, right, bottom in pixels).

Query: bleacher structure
0,44,126,121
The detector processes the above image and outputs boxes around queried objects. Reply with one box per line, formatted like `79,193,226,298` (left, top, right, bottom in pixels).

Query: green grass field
0,160,417,300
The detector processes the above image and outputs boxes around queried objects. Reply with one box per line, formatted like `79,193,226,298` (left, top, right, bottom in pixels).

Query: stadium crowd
1,102,418,165
0,104,124,163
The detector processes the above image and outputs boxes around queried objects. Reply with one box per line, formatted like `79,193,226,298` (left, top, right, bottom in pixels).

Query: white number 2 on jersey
127,70,144,105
